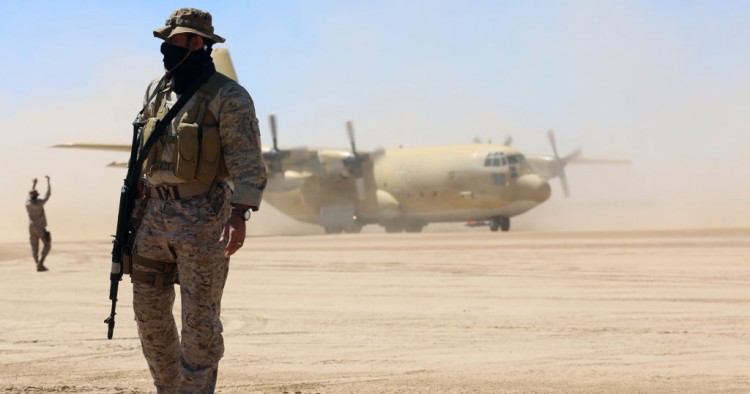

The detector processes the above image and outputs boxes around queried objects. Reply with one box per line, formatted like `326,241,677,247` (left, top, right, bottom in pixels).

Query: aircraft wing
51,142,130,152
526,154,631,181
569,157,632,165
107,161,128,168
525,155,562,180
51,141,362,179
525,152,631,198
265,146,365,179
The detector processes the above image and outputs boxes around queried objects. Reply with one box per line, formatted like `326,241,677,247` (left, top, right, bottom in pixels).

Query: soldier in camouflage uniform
26,175,51,272
130,8,266,393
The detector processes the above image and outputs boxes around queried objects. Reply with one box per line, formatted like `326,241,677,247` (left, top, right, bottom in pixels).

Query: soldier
26,176,51,272
129,8,266,393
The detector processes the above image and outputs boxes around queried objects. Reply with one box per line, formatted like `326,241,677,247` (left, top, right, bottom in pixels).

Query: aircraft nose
515,174,551,203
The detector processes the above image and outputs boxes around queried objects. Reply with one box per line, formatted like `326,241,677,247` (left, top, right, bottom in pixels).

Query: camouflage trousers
28,225,50,266
133,182,232,394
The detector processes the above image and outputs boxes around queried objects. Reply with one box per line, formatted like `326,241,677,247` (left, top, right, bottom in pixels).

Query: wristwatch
232,207,251,221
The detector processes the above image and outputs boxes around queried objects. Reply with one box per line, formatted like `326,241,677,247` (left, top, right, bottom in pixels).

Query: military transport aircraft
53,48,628,234
256,120,584,233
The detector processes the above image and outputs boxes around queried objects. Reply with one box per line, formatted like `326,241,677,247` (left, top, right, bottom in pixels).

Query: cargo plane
53,48,628,233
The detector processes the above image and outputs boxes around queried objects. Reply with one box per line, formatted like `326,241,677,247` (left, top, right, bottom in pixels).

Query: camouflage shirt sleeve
209,82,267,210
139,77,163,121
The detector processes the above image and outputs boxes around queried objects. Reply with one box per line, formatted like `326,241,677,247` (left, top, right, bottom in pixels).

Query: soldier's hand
219,213,246,257
45,175,50,181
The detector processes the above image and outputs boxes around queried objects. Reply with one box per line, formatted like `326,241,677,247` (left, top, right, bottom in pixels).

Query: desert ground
1,228,749,393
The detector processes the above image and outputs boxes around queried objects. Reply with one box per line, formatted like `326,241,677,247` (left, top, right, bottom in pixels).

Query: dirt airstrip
1,228,749,393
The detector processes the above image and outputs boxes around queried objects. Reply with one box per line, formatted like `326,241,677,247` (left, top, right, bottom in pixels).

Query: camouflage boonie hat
154,8,226,43
29,189,39,197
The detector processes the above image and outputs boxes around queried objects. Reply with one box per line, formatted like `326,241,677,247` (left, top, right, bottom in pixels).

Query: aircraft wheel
384,224,403,233
345,225,363,234
404,223,424,233
500,216,510,232
489,217,500,232
324,226,342,234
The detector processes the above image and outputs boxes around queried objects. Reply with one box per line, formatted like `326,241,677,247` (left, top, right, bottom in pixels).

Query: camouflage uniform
26,187,51,271
132,8,266,394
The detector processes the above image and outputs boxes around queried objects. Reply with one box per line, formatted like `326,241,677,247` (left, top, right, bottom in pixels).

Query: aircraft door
484,151,512,201
491,172,510,201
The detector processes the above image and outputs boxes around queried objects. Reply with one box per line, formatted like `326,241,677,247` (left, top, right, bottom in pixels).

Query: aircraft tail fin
212,47,238,82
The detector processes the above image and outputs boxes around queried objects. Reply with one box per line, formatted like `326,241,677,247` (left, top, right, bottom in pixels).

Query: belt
147,182,212,200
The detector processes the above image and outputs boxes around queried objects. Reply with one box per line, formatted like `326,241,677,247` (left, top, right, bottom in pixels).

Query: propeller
347,121,356,154
547,129,581,198
473,136,511,145
342,121,369,179
503,136,513,146
263,114,290,174
342,121,371,200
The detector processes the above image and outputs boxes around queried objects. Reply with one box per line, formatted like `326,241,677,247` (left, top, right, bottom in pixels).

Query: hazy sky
2,1,749,242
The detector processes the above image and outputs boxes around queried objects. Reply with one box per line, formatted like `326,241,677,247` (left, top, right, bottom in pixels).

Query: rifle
104,68,214,339
104,119,144,340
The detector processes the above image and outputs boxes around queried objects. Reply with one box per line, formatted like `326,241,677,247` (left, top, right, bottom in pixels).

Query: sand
1,228,749,393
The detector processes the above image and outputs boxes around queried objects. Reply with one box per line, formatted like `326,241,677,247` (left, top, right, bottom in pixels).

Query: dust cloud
2,2,749,243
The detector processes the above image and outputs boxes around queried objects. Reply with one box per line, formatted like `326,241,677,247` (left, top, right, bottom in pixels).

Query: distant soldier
26,175,51,272
128,8,266,393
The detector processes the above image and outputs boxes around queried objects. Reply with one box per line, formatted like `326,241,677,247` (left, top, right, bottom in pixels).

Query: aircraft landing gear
384,223,404,233
324,226,342,234
325,224,363,234
383,221,426,233
489,216,510,232
404,223,425,233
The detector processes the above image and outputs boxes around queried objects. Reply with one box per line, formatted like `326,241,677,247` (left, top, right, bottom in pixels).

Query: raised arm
43,175,51,201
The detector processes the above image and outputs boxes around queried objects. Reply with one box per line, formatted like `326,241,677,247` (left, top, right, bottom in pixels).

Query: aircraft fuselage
263,144,551,232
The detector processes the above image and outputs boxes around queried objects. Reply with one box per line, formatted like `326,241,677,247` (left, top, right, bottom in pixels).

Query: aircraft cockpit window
507,154,528,166
483,152,507,167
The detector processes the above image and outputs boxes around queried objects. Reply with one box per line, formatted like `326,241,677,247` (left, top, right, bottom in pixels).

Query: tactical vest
140,72,232,185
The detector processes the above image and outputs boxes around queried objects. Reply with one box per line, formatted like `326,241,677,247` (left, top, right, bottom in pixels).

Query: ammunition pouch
195,124,222,184
124,197,177,288
141,72,231,184
129,253,179,288
174,123,200,180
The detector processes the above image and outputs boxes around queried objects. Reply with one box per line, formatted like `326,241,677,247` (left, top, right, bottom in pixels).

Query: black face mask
161,42,191,72
160,41,215,94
